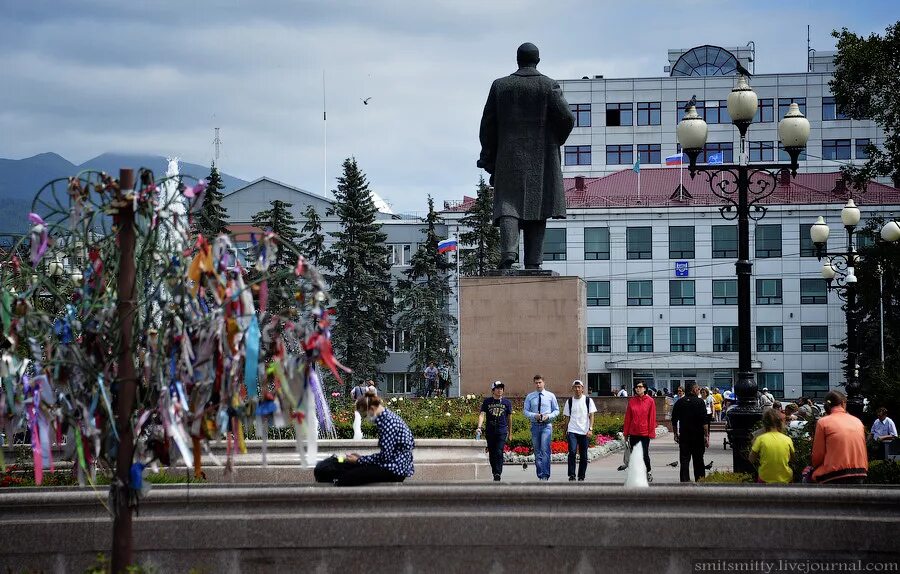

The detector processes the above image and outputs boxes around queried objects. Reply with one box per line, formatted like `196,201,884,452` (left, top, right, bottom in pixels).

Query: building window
778,97,807,118
587,281,611,307
670,327,696,352
802,372,830,398
606,144,633,165
713,279,737,305
565,145,591,166
713,326,738,352
758,373,785,398
757,326,784,352
637,143,661,164
822,96,848,121
857,231,876,249
823,139,852,161
570,103,591,127
542,228,566,261
389,244,412,266
627,280,653,306
702,142,734,164
778,142,807,162
669,280,695,306
800,223,823,257
382,372,412,394
712,225,738,258
669,226,695,259
627,226,652,259
856,138,871,160
704,100,731,124
755,224,782,258
584,227,610,260
637,102,661,126
587,327,611,353
588,373,612,396
387,330,413,353
627,327,653,352
677,100,705,122
749,141,775,162
606,103,633,126
756,279,783,305
755,99,774,123
800,279,828,304
801,326,829,352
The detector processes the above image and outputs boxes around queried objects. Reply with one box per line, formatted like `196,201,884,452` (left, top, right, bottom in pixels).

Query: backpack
314,455,351,483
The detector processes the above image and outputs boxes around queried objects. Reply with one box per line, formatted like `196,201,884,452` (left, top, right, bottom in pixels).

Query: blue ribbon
243,316,260,398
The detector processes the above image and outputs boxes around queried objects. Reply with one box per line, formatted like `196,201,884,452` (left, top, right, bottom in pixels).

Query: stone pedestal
460,275,585,397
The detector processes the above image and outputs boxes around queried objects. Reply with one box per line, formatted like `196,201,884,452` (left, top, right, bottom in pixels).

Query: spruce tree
192,163,230,238
250,199,301,315
297,204,326,266
395,196,457,392
459,175,501,275
321,158,393,391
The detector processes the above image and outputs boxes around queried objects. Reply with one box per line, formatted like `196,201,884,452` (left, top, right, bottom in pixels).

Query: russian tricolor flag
665,153,685,166
438,238,458,253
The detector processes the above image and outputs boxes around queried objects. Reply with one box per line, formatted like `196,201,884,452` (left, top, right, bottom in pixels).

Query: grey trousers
499,216,546,268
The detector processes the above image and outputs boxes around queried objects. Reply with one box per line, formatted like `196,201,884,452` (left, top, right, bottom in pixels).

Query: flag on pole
707,152,724,165
665,153,685,166
632,157,641,173
438,238,458,253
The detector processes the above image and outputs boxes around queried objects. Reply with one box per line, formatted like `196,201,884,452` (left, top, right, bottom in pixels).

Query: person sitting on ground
750,407,795,484
870,407,898,459
337,390,415,486
811,390,868,485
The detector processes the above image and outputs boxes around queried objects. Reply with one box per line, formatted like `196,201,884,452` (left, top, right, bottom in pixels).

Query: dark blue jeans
567,432,589,479
485,433,507,478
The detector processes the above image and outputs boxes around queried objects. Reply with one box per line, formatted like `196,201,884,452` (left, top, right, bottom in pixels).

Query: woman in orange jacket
811,391,868,484
624,381,657,482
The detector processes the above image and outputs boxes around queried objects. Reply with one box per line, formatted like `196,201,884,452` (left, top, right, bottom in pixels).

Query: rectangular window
802,372,830,398
757,326,784,352
756,279,783,305
587,327,611,353
570,103,591,127
778,97,807,118
627,280,653,306
801,326,829,352
703,100,731,124
670,327,696,352
713,326,739,352
382,372,412,394
759,373,785,399
637,143,661,165
856,138,871,160
822,96,847,121
703,142,734,164
749,141,775,162
669,226,695,259
712,279,738,305
565,145,591,166
387,330,413,353
587,373,612,396
586,281,611,307
677,100,705,122
542,228,566,261
584,227,610,260
389,244,412,266
669,280,695,306
755,224,782,258
637,101,661,126
755,99,774,123
712,225,738,258
823,139,852,161
627,327,653,353
606,102,633,127
800,279,828,304
778,142,808,162
627,226,652,259
606,144,633,165
857,231,876,249
800,223,823,257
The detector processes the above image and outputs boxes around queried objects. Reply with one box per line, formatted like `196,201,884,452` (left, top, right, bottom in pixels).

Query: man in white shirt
617,386,628,397
564,380,597,481
871,407,898,459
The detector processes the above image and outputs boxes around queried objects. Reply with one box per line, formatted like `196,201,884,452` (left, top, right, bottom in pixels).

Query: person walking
350,380,368,402
623,381,657,483
477,381,513,481
759,387,775,409
712,388,724,422
750,407,795,484
523,374,559,481
422,362,439,398
811,391,868,484
563,379,597,482
670,382,709,482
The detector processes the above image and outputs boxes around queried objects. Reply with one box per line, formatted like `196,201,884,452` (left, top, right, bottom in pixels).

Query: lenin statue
477,42,575,269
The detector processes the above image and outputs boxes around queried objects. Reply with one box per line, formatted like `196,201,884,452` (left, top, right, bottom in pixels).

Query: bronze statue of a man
477,42,575,269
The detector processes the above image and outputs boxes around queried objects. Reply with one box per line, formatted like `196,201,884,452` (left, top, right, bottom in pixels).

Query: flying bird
617,464,628,471
735,61,753,78
667,461,679,467
362,97,372,105
684,95,697,111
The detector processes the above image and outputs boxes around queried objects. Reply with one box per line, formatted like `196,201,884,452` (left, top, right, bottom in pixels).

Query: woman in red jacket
624,381,657,482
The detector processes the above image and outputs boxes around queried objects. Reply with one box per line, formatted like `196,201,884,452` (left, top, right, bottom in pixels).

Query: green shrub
867,460,900,484
697,471,754,484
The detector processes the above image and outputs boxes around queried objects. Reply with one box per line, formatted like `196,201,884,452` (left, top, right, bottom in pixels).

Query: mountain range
0,152,249,233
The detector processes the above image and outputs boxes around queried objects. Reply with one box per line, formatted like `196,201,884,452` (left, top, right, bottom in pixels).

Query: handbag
314,455,350,483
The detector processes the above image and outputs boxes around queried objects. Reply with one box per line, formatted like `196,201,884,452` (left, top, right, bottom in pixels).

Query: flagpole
455,231,462,397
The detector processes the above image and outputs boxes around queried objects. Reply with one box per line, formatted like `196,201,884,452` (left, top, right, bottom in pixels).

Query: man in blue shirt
523,374,560,480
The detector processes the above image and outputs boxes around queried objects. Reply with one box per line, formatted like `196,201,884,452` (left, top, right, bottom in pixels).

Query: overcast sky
0,1,895,215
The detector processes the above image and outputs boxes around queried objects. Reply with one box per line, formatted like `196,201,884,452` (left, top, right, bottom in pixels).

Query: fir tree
192,163,230,238
395,196,457,392
250,199,301,314
459,175,501,275
321,157,393,391
297,204,326,266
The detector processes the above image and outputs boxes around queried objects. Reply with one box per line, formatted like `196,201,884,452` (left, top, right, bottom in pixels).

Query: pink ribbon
28,213,49,265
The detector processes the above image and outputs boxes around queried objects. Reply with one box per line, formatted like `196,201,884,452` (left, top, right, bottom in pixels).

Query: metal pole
456,231,462,397
879,264,885,364
845,228,862,418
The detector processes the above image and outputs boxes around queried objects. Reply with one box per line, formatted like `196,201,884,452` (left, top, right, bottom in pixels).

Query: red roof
443,169,900,212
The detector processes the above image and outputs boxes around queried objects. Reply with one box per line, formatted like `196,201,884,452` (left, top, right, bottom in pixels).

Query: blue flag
633,157,641,173
707,152,724,165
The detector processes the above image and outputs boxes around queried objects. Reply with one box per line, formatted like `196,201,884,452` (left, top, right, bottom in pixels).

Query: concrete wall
460,276,586,397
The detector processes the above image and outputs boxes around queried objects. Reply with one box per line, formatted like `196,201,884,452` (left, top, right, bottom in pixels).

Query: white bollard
305,386,318,468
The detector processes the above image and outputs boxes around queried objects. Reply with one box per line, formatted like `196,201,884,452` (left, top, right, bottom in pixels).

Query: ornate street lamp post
677,74,810,474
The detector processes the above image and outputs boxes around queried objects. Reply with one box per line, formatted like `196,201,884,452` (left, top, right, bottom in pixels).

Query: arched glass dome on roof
671,45,739,77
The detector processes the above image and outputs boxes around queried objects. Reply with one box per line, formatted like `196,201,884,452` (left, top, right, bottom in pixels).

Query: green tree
321,157,393,391
830,22,900,188
251,199,301,315
459,175,501,275
395,196,457,391
192,163,230,238
297,204,326,266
